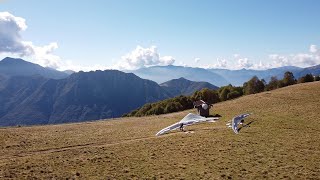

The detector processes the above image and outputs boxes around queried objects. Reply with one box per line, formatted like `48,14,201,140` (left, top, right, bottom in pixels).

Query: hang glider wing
155,122,182,136
156,113,219,136
229,113,251,134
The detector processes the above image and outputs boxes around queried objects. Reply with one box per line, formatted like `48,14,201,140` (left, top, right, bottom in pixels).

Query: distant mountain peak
160,78,218,96
169,77,189,82
2,57,22,61
0,57,33,65
177,77,187,80
0,57,69,79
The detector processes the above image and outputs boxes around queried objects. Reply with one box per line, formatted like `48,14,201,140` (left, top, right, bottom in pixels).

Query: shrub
192,88,220,104
298,74,314,83
282,71,296,86
243,76,265,95
265,76,280,91
164,102,183,113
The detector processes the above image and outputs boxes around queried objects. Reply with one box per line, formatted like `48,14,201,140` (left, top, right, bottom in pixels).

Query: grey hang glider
226,113,252,134
156,113,219,136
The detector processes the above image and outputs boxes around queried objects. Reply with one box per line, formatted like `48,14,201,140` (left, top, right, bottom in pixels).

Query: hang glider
226,113,251,134
156,113,219,136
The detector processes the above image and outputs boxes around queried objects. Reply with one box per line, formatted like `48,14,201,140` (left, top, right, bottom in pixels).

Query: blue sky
1,0,320,71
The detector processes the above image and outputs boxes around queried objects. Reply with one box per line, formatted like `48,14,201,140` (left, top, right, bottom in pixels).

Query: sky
0,0,320,71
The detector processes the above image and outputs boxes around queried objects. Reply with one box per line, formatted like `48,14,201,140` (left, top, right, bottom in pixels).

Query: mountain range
127,65,229,87
129,65,320,86
160,77,218,96
1,57,320,126
0,69,171,126
0,57,69,79
0,57,218,126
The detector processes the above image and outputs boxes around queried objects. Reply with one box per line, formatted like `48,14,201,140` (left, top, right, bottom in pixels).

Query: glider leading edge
156,113,219,136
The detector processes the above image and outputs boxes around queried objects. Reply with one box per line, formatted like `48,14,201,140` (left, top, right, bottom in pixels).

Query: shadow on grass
207,114,222,118
238,120,255,132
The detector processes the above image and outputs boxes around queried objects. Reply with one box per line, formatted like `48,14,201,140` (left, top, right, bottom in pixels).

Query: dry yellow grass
1,82,320,179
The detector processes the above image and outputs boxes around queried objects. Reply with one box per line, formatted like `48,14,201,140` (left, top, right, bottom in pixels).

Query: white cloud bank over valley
115,46,175,70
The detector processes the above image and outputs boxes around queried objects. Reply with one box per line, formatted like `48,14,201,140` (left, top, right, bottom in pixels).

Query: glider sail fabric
155,122,182,136
231,113,251,134
156,113,219,136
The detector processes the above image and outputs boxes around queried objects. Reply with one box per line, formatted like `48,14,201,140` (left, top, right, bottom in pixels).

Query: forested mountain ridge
0,70,171,126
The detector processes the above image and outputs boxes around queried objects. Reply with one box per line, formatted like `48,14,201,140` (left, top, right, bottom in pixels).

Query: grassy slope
1,82,320,179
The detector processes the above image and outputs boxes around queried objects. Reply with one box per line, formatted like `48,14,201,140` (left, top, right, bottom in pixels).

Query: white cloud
233,55,270,70
0,12,32,56
194,58,200,63
233,54,240,59
230,44,320,70
310,45,318,54
231,54,252,69
160,55,175,65
214,58,228,68
252,61,271,70
201,58,228,69
115,45,175,70
269,44,320,68
207,44,320,70
60,60,112,72
292,53,316,66
178,61,188,67
29,42,62,69
269,54,291,67
0,11,62,69
237,58,253,69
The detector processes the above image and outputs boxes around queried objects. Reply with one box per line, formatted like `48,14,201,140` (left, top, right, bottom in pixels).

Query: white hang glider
156,113,219,136
226,113,252,134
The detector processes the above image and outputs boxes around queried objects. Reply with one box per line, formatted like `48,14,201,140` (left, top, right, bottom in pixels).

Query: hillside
1,82,320,179
0,70,171,126
160,77,218,96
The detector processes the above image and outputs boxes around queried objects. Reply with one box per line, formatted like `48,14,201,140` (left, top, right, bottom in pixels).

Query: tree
227,91,241,99
164,102,183,113
218,85,243,101
297,76,305,83
282,71,296,86
243,76,265,95
172,96,193,109
298,73,314,83
219,86,230,101
192,88,220,104
135,103,152,116
304,74,314,82
265,76,279,91
146,105,164,115
315,75,320,81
